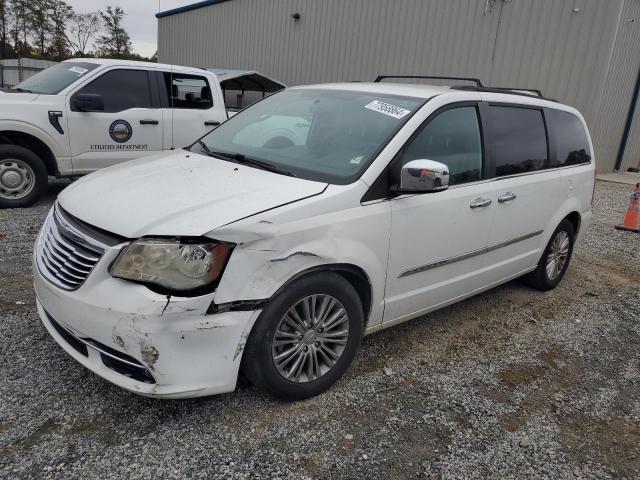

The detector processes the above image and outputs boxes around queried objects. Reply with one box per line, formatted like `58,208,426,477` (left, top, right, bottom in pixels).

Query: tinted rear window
488,106,548,177
546,109,591,167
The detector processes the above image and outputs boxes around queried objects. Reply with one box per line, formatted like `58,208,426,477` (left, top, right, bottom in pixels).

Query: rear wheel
523,219,575,291
0,145,48,208
242,271,364,400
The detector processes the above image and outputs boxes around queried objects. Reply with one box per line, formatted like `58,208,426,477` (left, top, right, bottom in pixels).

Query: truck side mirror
71,93,105,112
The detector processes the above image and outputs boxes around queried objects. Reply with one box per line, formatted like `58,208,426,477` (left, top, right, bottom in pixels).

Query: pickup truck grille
36,206,105,290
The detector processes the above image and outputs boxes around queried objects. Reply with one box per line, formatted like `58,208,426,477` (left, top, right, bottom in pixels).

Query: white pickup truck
0,59,285,207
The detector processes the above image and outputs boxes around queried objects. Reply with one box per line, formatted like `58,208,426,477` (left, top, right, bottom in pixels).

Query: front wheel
242,271,364,400
0,145,48,208
524,219,575,291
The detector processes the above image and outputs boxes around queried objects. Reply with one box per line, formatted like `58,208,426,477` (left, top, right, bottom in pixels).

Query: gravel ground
0,180,639,479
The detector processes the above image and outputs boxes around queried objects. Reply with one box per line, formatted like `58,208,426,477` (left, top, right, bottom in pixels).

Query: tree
9,0,29,57
66,11,100,56
48,0,73,60
96,6,131,58
0,0,9,58
26,0,51,56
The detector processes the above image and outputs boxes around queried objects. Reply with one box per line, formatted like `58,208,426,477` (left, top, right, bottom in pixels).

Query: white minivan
33,78,595,400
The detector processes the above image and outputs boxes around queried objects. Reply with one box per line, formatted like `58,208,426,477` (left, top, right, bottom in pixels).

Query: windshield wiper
197,140,214,156
12,87,33,93
205,148,296,177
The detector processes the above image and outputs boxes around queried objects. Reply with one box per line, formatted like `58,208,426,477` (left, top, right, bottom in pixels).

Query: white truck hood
58,151,327,238
0,92,41,103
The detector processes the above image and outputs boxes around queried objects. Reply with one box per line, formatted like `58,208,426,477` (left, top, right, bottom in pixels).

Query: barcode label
364,100,411,119
69,66,88,75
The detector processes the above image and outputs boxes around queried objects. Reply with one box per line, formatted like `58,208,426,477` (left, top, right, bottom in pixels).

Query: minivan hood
58,151,327,238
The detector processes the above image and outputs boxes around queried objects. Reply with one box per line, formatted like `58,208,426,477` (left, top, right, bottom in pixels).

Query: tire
523,219,575,291
242,271,364,400
0,144,48,208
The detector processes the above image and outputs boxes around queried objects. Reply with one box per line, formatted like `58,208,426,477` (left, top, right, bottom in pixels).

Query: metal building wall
588,0,640,173
0,58,57,88
620,74,640,172
158,0,640,173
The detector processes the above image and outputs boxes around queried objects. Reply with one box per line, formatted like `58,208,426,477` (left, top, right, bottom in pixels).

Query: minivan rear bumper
576,210,592,243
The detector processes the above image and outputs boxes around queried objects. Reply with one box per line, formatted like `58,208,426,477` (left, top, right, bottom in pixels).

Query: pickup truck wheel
242,271,364,400
523,219,575,291
0,145,48,208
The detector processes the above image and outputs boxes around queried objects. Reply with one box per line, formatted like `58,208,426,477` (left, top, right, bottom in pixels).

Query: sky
65,0,196,57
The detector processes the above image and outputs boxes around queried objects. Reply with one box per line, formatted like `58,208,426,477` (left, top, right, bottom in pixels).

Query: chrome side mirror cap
397,159,450,193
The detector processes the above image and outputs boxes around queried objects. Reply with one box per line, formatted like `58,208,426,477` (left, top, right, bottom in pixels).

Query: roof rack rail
452,85,557,102
374,75,483,87
373,75,556,102
453,85,543,97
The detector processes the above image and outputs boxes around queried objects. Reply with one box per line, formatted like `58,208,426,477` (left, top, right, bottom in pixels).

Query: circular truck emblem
109,120,132,143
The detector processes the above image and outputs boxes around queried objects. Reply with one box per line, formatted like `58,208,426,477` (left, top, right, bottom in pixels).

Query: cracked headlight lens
111,239,233,291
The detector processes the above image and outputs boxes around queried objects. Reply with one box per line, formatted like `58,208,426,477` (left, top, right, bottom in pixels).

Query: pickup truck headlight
111,239,233,291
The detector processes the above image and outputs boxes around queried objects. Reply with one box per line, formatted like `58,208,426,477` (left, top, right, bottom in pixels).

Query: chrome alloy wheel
546,230,570,280
0,159,35,200
272,294,350,383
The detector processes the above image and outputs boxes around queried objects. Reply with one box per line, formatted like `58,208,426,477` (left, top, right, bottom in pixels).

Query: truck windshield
12,62,98,95
196,88,425,184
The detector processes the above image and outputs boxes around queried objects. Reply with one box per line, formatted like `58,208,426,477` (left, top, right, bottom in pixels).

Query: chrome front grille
36,206,105,290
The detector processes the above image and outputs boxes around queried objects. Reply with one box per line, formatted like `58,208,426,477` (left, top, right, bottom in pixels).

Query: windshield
196,88,425,184
13,62,98,95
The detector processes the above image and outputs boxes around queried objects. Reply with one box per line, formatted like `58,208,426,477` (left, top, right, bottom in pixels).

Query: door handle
204,121,220,126
498,192,517,203
140,119,159,125
470,198,492,209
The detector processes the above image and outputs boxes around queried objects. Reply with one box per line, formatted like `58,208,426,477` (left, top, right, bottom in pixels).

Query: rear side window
546,109,592,167
488,106,548,176
397,106,483,185
74,69,152,113
162,73,213,110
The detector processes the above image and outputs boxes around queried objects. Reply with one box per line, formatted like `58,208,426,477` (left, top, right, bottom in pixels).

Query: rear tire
523,219,575,291
0,145,48,208
242,271,364,400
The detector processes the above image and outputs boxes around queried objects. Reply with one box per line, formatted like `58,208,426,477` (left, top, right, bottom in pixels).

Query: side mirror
71,93,104,112
394,159,450,193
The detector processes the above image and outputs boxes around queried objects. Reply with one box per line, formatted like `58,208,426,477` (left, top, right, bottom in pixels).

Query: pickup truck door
156,71,227,149
67,68,163,174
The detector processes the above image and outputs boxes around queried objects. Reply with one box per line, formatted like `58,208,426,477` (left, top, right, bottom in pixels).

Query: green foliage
0,2,150,61
95,6,131,58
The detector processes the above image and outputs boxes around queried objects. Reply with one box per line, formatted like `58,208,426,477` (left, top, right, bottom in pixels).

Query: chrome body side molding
398,230,543,278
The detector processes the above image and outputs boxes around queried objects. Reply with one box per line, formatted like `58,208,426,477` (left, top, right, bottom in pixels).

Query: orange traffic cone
615,182,640,233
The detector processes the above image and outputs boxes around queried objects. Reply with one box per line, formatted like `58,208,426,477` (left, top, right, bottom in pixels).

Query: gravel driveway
1,180,639,479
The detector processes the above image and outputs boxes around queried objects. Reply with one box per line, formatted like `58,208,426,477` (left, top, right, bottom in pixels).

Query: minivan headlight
111,239,233,291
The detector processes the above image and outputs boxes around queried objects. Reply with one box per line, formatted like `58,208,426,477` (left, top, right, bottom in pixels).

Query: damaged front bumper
33,253,260,399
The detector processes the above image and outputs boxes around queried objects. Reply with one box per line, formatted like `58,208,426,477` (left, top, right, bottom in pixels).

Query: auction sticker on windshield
364,100,411,119
68,66,88,75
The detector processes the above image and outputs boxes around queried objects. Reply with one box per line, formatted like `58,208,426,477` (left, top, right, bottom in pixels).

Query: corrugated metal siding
622,91,640,171
0,58,57,88
590,0,640,172
158,0,640,173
